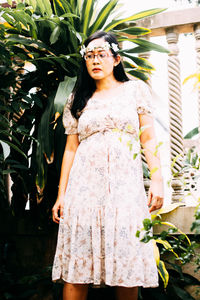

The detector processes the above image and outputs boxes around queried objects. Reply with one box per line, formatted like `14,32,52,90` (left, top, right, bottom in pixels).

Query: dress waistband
79,126,137,142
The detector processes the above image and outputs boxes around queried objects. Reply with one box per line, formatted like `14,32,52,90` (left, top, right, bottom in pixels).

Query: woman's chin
90,73,105,80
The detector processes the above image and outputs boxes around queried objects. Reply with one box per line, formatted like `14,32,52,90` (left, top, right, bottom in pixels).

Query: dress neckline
89,80,131,102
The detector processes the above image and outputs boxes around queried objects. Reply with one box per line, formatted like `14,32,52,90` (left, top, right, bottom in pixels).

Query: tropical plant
0,0,169,219
136,203,191,287
136,203,200,299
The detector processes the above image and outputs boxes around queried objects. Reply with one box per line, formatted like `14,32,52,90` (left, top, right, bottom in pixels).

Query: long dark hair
71,31,129,119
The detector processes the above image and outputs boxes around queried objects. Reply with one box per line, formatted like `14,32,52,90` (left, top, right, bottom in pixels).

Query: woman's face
84,37,119,81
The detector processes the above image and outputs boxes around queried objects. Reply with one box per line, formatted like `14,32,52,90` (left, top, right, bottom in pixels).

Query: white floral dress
52,80,159,287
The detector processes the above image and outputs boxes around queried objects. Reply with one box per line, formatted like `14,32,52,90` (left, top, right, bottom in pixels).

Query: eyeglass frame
84,50,114,62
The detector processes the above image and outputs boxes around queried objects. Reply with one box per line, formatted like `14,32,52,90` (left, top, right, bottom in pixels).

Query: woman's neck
95,76,119,92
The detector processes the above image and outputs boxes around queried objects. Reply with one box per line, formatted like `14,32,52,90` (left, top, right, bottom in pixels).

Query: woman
52,31,163,300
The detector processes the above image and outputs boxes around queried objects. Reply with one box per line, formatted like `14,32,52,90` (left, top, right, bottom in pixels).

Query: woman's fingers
52,200,64,223
52,204,60,223
149,196,163,213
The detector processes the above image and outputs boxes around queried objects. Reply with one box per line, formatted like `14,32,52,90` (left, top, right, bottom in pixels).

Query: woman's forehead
87,38,106,49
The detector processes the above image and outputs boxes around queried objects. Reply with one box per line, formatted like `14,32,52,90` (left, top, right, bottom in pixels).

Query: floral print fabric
52,80,159,287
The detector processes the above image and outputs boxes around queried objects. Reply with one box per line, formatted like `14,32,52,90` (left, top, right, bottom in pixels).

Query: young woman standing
52,31,163,300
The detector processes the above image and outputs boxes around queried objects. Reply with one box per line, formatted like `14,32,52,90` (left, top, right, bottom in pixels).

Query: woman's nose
93,55,100,63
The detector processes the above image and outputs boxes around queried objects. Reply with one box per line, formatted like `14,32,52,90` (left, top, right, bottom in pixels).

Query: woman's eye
87,54,92,59
99,53,106,58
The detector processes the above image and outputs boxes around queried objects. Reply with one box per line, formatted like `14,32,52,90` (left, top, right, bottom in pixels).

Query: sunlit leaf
123,53,154,70
161,221,191,245
152,240,160,266
158,260,169,288
82,0,95,35
104,8,166,32
114,26,151,36
89,0,118,34
127,69,149,81
155,239,179,258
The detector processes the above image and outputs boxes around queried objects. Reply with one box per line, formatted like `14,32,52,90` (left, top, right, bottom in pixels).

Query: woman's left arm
139,114,164,212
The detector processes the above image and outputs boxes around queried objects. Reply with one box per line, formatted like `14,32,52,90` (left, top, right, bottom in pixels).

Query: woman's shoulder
126,77,149,88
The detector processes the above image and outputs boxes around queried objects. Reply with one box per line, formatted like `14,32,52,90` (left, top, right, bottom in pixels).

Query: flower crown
80,41,119,57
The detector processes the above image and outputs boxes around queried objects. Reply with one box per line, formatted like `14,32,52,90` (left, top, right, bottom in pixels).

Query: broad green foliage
0,0,168,214
136,203,195,288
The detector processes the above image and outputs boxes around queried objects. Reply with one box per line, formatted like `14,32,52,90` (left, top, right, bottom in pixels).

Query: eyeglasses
84,51,113,61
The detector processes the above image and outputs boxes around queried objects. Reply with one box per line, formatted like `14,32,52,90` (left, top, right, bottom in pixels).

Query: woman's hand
147,179,164,213
52,198,64,224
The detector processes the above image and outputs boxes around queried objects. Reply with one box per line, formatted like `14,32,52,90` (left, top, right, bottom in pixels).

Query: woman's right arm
52,134,79,223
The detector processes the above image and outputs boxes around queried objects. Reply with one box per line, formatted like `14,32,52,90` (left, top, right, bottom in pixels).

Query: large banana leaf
36,92,56,188
54,76,77,114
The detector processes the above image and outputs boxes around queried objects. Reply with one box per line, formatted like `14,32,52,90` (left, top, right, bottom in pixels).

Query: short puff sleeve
135,80,153,116
62,93,78,135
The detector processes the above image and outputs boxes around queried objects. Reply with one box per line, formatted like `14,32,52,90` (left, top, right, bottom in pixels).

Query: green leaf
89,0,118,34
104,8,166,32
136,230,140,238
173,286,195,300
143,218,152,231
2,169,17,175
152,240,160,266
127,38,169,53
127,69,149,81
29,0,37,11
184,127,199,139
155,239,179,258
133,153,138,160
50,25,61,45
0,130,21,146
114,26,151,36
60,12,79,19
53,0,72,16
37,93,55,160
54,76,77,113
123,53,154,70
0,140,27,158
161,221,191,245
42,0,53,16
35,0,52,16
120,46,151,54
158,260,169,288
82,0,96,35
4,11,29,29
36,93,56,188
7,35,48,50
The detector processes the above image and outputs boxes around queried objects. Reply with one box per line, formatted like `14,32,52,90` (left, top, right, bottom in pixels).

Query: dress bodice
62,80,153,142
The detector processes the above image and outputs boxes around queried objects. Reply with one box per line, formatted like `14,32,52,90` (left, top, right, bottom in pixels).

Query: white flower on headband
111,43,119,52
80,45,86,56
80,41,119,57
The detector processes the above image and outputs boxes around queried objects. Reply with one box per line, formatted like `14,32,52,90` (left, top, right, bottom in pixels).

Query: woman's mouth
92,68,102,72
